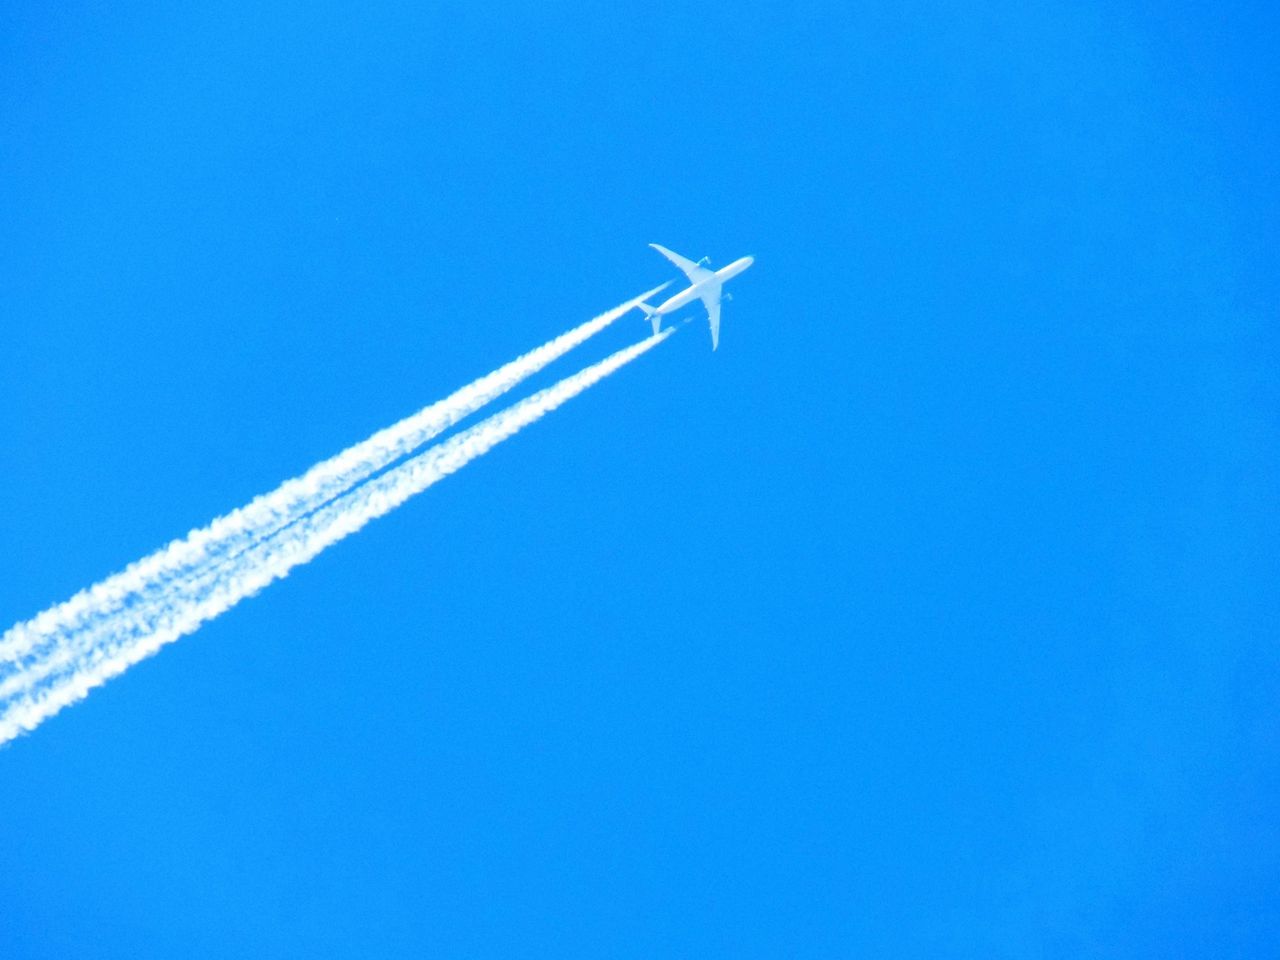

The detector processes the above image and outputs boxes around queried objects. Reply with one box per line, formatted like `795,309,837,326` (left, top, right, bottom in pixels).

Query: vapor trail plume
0,284,667,674
0,329,673,745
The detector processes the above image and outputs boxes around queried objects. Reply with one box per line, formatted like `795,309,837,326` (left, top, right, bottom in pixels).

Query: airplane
638,244,754,350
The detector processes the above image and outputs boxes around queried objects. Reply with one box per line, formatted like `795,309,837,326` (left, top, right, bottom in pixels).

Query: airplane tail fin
637,302,662,336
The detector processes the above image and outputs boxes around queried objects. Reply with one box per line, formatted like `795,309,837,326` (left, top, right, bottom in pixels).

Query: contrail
0,289,663,705
0,329,673,745
0,284,668,675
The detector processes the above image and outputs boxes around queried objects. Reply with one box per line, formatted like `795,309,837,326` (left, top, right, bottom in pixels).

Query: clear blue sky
2,1,1277,956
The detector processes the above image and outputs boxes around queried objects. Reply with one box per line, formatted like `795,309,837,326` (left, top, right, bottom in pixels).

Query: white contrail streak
0,289,663,704
0,284,668,674
0,329,673,745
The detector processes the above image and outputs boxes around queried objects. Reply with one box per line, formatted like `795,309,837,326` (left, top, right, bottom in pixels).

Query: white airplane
638,244,754,350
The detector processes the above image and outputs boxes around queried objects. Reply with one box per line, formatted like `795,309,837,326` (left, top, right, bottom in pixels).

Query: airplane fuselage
650,256,754,315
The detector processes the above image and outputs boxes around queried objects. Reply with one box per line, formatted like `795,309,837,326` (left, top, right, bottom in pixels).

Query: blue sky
2,1,1277,956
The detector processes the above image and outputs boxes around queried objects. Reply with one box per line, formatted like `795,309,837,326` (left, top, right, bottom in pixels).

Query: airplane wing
649,243,713,284
699,284,723,351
